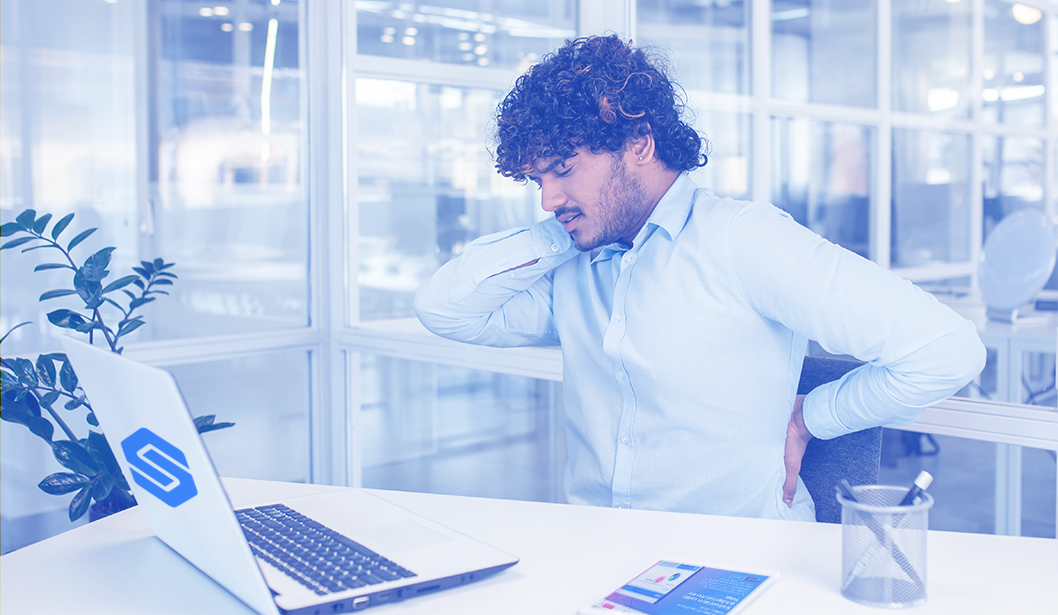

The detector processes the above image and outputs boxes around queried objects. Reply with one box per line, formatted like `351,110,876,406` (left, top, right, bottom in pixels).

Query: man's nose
540,181,567,212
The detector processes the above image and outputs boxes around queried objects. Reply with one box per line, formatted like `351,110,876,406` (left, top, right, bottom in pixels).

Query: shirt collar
590,174,698,264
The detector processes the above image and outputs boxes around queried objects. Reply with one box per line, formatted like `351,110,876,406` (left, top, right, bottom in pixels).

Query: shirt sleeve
413,216,579,347
724,201,987,439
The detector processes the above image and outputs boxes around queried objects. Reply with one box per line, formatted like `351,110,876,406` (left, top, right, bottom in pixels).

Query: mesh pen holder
837,485,934,608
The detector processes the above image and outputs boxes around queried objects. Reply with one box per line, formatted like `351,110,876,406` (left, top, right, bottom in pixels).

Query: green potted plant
1,208,232,521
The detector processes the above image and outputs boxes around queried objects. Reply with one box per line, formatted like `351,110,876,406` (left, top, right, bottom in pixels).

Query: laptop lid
61,336,280,615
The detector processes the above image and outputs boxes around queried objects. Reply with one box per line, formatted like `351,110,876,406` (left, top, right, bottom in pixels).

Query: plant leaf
11,358,38,387
193,415,216,429
66,227,97,252
39,289,78,301
103,297,126,312
32,213,53,235
0,222,23,237
38,472,89,495
91,471,115,501
1,321,33,344
86,411,98,426
129,297,156,310
1,368,19,387
15,209,36,228
39,390,60,408
1,391,55,441
47,309,91,333
116,320,145,338
21,243,63,254
195,415,235,433
73,270,103,309
59,359,78,393
64,397,84,410
35,355,57,387
9,413,55,441
51,439,99,476
69,484,93,521
197,421,235,433
51,212,75,239
21,387,42,416
87,431,129,491
101,274,139,295
1,236,36,250
80,247,115,282
153,278,174,286
34,263,72,272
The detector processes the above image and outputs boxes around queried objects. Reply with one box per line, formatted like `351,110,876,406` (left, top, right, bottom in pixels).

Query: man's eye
556,168,572,177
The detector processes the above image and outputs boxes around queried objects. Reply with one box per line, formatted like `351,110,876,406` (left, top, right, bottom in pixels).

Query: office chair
796,355,882,523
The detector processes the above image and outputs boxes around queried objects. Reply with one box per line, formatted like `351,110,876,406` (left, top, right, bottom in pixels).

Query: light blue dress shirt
415,174,986,521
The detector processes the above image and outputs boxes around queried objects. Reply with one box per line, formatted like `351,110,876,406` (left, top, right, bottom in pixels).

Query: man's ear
629,133,656,165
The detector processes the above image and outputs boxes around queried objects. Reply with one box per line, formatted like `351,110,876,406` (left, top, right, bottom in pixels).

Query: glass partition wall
0,0,315,553
3,0,1056,552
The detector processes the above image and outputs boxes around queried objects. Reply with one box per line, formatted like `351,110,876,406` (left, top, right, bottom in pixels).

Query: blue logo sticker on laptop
121,428,198,507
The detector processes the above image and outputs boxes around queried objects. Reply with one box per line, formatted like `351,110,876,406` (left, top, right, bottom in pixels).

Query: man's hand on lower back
782,394,813,507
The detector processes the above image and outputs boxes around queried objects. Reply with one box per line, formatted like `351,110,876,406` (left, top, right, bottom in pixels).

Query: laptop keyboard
235,503,417,595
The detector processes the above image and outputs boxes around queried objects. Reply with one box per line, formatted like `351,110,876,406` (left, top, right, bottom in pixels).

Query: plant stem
17,382,92,442
24,230,119,351
43,403,80,442
92,307,118,351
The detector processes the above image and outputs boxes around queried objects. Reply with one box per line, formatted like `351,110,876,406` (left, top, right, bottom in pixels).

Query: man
414,35,985,521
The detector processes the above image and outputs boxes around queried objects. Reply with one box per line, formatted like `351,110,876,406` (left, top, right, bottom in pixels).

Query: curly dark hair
493,35,707,181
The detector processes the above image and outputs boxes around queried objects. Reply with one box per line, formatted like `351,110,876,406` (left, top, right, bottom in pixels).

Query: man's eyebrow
538,158,563,174
529,158,568,179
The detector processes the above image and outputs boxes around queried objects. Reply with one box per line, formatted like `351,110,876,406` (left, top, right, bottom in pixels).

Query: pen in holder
836,482,934,608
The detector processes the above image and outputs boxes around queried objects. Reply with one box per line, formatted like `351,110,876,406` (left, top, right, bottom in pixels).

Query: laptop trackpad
360,520,452,552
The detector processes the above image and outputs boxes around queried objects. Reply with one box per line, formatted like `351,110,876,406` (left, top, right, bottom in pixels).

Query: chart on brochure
587,561,777,615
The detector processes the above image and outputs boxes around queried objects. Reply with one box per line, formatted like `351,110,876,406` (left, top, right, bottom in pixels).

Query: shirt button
621,435,630,444
614,314,622,321
624,254,634,264
615,504,625,509
550,243,559,252
617,371,626,379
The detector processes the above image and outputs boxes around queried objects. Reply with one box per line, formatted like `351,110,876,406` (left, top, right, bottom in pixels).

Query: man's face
527,146,650,251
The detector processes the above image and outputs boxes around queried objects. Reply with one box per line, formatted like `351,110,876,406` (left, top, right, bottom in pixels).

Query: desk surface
2,478,1055,614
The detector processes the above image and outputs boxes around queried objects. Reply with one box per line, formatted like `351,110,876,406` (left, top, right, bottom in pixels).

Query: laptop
61,337,518,614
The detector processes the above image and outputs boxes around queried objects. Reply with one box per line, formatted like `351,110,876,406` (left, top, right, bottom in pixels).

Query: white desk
2,478,1055,614
942,300,1058,536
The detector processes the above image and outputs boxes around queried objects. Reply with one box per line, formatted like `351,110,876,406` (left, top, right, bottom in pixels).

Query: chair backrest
797,356,882,523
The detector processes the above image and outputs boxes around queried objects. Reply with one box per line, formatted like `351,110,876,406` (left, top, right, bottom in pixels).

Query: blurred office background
2,0,1056,553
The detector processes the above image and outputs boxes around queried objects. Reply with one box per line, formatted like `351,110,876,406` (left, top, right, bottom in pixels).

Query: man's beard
567,154,648,252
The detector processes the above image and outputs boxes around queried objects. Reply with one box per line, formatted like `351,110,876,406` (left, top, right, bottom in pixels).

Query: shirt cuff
801,381,852,440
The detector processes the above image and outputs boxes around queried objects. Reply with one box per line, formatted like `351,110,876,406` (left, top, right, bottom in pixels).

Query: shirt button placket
610,249,637,511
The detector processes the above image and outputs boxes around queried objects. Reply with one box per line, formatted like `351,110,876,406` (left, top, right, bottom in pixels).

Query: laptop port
352,597,370,611
376,592,393,602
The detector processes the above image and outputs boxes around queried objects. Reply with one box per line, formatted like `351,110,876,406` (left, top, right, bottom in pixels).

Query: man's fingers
782,455,801,506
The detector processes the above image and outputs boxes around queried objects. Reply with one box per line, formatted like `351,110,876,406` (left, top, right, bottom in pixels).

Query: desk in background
1,478,1054,614
941,300,1058,536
